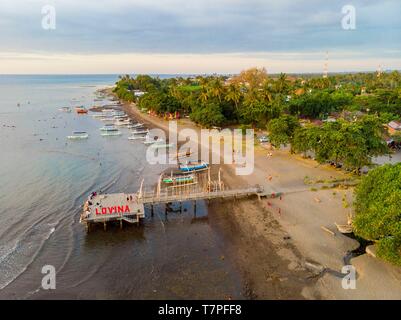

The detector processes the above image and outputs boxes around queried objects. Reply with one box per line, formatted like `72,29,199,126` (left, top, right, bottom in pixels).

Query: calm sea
0,75,242,299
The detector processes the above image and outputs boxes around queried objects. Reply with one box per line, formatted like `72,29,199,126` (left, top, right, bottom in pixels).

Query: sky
0,0,400,74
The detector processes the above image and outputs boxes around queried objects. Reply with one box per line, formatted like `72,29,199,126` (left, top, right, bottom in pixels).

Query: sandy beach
120,98,401,300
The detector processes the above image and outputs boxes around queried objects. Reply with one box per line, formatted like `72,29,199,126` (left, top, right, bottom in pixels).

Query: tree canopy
354,164,401,265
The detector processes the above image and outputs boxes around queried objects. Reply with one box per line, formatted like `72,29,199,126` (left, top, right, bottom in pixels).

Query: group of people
84,191,98,218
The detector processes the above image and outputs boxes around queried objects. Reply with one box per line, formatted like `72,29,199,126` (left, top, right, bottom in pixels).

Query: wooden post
103,221,107,231
138,178,144,199
180,201,183,213
218,168,222,191
120,219,123,229
157,174,163,198
193,200,197,216
151,204,154,217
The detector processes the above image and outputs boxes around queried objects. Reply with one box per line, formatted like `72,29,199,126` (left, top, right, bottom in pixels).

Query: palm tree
198,87,209,103
207,78,224,102
274,73,289,95
225,83,242,110
260,80,273,103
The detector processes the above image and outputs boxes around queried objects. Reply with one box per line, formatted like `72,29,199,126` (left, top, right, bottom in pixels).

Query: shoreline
121,101,322,299
118,98,401,299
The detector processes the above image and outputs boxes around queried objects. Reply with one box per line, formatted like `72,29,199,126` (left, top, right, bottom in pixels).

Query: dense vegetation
354,164,401,265
268,114,389,171
114,69,401,128
114,69,401,265
114,68,400,171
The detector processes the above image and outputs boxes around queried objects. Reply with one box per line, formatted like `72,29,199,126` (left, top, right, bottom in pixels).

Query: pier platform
80,193,145,231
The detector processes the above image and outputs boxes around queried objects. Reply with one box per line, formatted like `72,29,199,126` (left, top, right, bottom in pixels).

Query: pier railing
138,185,265,204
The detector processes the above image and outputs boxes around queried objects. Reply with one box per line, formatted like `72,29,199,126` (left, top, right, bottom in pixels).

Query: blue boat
179,161,209,172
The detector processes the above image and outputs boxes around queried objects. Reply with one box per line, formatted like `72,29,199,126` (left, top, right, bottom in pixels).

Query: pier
80,168,276,232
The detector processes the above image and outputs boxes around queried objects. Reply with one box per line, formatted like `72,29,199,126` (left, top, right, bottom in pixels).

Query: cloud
0,0,400,72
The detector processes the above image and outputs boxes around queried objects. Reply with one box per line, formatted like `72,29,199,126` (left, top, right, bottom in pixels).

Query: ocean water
0,75,243,299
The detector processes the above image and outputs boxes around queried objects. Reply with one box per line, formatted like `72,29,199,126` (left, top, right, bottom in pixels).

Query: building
387,121,401,135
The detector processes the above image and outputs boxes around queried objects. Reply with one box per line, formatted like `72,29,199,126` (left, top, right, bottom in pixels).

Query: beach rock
366,245,377,258
304,260,325,274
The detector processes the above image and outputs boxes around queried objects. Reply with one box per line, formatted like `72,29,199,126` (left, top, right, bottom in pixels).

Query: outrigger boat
59,107,72,113
163,174,195,184
150,142,174,149
127,123,144,129
100,125,119,132
100,117,115,122
101,130,122,137
115,119,131,126
130,123,144,128
114,115,128,120
143,137,164,145
179,161,209,172
75,106,88,114
128,135,146,140
131,129,149,135
92,113,105,118
67,131,89,140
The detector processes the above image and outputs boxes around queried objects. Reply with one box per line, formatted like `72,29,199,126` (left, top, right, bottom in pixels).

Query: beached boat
67,131,89,140
179,161,209,172
101,131,122,137
75,106,88,114
59,107,72,113
163,174,194,184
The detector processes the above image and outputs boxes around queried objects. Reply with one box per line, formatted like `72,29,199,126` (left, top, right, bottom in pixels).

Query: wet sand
120,99,401,300
122,101,322,299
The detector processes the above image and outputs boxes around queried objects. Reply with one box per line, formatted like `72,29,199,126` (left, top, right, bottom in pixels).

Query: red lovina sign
95,205,131,215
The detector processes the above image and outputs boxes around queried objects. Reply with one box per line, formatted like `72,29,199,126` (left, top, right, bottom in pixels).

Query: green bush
354,163,401,265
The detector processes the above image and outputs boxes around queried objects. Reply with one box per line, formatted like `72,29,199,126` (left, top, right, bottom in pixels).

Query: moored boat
150,142,174,149
67,131,89,139
131,129,149,135
100,125,118,131
75,106,88,114
143,137,164,145
59,107,72,113
115,119,131,126
128,135,146,140
101,130,122,137
163,174,195,184
179,161,209,172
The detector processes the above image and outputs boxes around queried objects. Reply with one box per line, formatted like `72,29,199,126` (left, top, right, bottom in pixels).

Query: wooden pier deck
80,168,278,232
80,193,145,231
139,186,266,204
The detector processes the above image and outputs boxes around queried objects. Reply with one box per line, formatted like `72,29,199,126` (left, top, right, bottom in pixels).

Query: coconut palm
225,83,242,110
207,78,224,102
